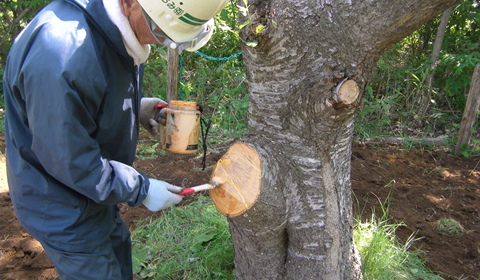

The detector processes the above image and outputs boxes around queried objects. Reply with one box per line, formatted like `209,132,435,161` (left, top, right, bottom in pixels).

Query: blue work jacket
3,0,150,251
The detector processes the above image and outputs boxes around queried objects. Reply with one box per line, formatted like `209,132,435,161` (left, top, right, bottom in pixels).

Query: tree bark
455,65,480,156
426,7,453,89
167,47,180,102
421,6,453,121
230,0,462,279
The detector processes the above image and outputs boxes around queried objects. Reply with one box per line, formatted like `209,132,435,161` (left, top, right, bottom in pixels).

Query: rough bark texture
167,47,180,102
455,65,480,156
425,6,453,114
431,7,453,64
229,0,461,279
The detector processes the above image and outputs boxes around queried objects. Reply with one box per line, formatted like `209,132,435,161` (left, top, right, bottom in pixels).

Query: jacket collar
103,0,150,65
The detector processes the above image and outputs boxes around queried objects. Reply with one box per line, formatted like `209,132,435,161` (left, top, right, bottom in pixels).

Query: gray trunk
427,6,453,88
229,0,461,279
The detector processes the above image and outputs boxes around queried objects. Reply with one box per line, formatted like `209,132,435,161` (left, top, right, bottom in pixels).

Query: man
2,0,227,279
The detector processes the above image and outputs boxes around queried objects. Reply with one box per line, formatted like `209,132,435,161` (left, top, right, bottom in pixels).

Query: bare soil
1,131,479,280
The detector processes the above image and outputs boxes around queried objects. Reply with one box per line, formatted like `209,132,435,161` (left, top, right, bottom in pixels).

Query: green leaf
384,97,395,104
132,249,150,274
246,41,258,48
191,232,217,252
410,72,420,82
461,151,470,158
382,102,389,112
216,64,225,72
220,9,227,20
195,232,217,244
238,20,251,31
367,86,373,97
255,24,265,34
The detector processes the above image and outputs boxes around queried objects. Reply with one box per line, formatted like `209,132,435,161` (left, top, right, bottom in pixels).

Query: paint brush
177,176,227,195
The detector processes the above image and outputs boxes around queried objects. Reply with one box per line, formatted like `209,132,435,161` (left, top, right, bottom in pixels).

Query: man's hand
140,97,167,135
142,179,183,212
156,107,167,126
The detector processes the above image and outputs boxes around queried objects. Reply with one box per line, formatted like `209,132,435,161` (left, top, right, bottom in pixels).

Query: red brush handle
178,188,195,195
154,104,169,109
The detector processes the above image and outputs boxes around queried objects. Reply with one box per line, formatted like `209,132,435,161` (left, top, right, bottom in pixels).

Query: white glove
142,179,183,212
140,97,167,135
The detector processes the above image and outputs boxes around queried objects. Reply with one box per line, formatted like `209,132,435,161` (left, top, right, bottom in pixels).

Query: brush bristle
210,176,227,187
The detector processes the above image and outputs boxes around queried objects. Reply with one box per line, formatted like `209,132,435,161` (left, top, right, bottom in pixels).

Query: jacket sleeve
19,21,148,206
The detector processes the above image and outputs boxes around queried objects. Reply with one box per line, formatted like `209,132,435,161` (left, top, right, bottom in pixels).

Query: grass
135,129,167,160
131,196,234,279
436,218,465,237
354,213,443,280
131,194,444,280
136,141,161,160
0,108,4,134
353,185,444,280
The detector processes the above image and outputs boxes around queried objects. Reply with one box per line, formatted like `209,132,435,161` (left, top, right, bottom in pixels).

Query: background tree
359,0,479,139
0,0,50,101
427,7,453,88
229,0,462,278
425,6,453,118
0,0,49,65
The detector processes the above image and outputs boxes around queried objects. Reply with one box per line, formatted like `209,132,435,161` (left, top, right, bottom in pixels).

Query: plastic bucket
160,100,201,154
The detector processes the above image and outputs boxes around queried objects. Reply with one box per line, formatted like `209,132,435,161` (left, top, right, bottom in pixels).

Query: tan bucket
160,100,201,154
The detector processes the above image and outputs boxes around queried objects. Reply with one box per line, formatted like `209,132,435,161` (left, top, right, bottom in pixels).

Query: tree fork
233,1,463,279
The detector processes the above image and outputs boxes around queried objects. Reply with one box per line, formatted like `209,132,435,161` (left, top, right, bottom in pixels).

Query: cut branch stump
334,79,359,108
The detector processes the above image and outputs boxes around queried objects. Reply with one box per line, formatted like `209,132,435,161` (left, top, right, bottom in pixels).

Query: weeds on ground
353,186,443,280
136,129,165,160
136,142,160,160
354,215,442,280
436,218,465,237
131,196,234,279
132,190,446,279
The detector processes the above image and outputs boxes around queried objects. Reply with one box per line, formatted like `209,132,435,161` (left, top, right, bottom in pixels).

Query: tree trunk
228,0,462,279
455,65,480,156
418,7,452,121
426,7,453,88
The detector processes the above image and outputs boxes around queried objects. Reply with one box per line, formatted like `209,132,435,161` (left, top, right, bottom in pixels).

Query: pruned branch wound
333,79,359,109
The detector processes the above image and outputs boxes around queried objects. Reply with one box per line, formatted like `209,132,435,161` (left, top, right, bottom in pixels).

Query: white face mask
141,8,213,53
